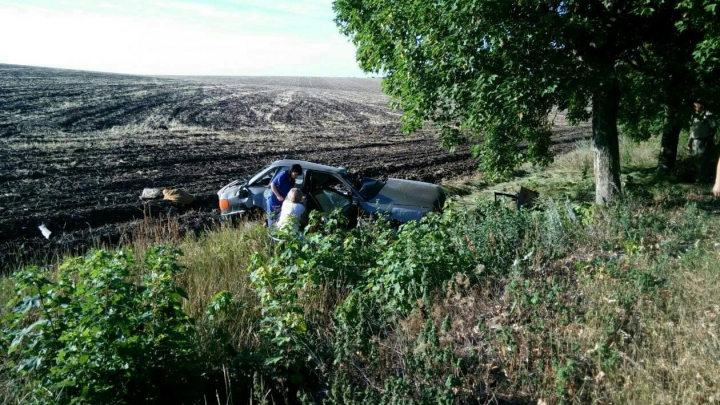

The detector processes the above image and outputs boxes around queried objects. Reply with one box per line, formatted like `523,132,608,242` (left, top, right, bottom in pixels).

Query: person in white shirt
276,188,306,232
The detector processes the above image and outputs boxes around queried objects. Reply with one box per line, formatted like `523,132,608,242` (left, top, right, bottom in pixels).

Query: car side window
314,189,351,213
251,166,288,187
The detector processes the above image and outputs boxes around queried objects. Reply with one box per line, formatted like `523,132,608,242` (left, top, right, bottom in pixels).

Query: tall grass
178,223,270,318
118,216,273,361
551,135,660,175
178,222,272,367
580,246,720,404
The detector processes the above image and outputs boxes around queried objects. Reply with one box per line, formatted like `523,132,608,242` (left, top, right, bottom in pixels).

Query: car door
247,165,306,210
246,165,287,210
304,171,359,227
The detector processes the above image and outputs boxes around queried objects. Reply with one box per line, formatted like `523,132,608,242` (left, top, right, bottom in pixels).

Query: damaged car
217,159,445,226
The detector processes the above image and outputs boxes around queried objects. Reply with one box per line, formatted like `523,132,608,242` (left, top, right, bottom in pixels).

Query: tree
334,0,719,204
618,3,719,173
617,25,693,173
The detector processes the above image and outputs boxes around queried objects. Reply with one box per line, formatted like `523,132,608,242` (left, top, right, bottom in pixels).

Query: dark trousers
266,198,281,227
692,138,715,183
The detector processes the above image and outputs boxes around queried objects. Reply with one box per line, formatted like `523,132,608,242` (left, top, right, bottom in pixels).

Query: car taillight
219,199,230,210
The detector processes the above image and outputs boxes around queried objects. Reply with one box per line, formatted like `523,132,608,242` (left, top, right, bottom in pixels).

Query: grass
580,244,720,404
438,135,720,403
447,135,670,205
115,215,274,358
3,135,720,404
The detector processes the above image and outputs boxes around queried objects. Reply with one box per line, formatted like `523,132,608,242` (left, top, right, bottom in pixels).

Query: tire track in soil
0,64,590,270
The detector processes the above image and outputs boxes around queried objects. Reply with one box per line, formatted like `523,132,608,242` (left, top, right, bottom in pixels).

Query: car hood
217,179,243,197
373,178,444,208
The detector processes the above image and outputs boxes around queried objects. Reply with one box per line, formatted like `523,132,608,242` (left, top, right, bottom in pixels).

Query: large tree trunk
592,81,622,205
657,103,683,173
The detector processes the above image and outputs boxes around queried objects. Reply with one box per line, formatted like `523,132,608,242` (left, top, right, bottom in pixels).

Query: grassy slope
445,137,720,403
2,137,720,404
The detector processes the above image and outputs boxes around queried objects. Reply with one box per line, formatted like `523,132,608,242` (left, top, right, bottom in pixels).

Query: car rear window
358,178,385,200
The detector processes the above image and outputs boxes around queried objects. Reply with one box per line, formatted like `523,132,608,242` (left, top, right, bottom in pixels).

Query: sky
0,0,367,77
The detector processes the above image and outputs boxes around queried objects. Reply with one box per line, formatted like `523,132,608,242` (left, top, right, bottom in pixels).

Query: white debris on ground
38,224,52,239
140,188,164,199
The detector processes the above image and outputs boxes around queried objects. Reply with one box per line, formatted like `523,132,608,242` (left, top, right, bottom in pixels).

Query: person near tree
688,100,716,183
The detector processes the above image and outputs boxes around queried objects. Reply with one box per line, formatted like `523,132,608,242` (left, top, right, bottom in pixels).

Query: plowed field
0,64,590,269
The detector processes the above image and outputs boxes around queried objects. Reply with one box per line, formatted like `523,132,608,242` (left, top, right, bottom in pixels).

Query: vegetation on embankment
2,138,720,405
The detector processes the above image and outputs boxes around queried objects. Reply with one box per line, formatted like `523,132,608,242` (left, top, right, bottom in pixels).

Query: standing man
266,164,302,227
688,99,717,183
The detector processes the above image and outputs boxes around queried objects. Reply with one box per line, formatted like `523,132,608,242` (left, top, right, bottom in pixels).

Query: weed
1,247,199,404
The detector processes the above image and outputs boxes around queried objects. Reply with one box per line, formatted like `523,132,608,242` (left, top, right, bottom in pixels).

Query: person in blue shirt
266,164,302,227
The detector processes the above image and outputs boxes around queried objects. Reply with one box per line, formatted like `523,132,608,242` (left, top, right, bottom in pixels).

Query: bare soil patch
0,64,590,269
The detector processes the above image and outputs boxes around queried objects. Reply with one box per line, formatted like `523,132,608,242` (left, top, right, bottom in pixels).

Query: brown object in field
163,188,195,205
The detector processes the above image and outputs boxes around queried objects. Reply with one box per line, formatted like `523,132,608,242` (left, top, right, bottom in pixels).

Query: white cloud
0,1,365,76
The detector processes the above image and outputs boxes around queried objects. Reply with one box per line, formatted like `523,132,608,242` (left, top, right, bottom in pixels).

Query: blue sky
0,0,367,76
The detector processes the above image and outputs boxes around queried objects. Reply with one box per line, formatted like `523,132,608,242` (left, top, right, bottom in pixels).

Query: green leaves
1,247,198,405
336,0,720,201
367,211,474,314
205,290,234,321
337,0,573,176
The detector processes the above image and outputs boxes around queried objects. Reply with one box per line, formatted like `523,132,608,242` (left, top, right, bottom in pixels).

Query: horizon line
0,62,380,79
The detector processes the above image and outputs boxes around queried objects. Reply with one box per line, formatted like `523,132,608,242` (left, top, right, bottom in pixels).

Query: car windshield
250,166,303,188
250,166,287,187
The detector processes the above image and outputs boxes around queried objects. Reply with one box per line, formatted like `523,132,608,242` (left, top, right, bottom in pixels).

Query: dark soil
0,64,590,270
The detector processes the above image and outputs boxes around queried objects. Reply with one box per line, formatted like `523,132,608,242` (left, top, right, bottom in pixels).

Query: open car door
303,171,359,228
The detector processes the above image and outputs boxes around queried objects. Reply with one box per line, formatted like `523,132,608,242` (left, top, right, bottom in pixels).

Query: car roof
270,159,347,175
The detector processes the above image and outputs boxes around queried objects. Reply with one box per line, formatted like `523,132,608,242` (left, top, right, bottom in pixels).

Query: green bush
367,210,475,314
458,200,533,273
1,247,199,404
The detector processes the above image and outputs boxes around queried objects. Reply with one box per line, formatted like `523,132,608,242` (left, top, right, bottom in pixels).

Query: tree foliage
334,0,720,203
618,1,720,171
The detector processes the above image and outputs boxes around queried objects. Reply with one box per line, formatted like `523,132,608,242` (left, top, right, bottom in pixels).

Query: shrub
1,247,199,404
367,209,475,314
458,200,533,274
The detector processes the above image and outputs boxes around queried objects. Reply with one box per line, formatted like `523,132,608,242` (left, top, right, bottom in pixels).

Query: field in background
0,64,589,269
